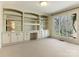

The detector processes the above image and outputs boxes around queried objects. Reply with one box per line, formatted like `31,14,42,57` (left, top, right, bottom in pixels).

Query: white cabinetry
17,32,23,42
11,32,18,43
40,30,49,38
24,32,30,40
2,32,30,45
43,30,49,38
37,31,41,39
2,32,11,44
2,8,49,46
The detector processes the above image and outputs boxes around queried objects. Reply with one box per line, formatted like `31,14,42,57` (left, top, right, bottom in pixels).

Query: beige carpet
0,38,79,57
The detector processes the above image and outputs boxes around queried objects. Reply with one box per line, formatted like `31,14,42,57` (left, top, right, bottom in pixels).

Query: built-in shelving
2,8,49,47
3,9,23,32
23,12,39,31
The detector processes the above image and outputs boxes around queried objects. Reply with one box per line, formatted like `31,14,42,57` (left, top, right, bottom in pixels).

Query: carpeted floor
0,38,79,57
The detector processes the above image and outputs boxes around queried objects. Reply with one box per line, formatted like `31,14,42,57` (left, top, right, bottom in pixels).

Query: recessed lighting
40,1,48,7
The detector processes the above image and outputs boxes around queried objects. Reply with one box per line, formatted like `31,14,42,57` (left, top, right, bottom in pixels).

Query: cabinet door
40,30,49,38
37,31,42,39
2,32,11,44
11,32,18,43
44,30,49,38
24,32,30,40
41,30,45,38
17,32,23,42
38,30,44,38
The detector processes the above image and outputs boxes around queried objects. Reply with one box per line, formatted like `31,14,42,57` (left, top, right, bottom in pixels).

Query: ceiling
3,1,79,15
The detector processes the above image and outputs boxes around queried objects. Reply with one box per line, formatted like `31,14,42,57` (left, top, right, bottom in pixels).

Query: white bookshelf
2,8,49,46
23,13,39,31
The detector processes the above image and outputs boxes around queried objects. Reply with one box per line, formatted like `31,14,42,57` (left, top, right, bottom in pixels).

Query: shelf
24,19,39,21
5,14,22,17
4,8,48,32
24,23,40,25
6,19,22,21
40,15,48,30
24,17,38,20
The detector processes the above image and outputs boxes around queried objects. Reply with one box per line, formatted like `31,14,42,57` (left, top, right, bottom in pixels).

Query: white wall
0,2,3,48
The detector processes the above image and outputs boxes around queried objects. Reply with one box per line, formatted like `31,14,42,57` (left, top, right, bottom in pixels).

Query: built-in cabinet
2,8,49,46
23,13,39,31
3,9,23,32
2,32,11,44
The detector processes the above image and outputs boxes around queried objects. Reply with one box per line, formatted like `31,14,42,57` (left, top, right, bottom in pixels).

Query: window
53,13,77,38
